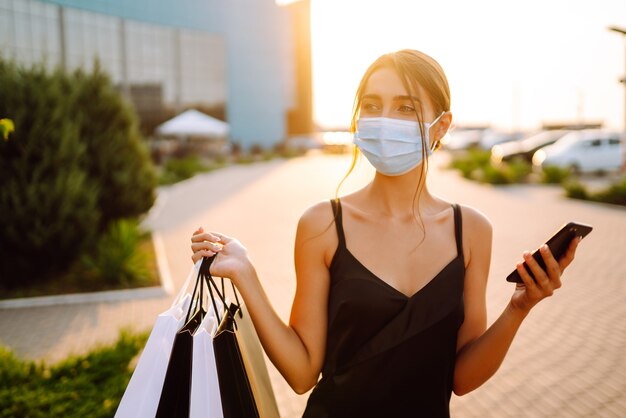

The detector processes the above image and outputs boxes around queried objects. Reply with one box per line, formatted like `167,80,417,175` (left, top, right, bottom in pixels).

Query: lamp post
608,25,626,132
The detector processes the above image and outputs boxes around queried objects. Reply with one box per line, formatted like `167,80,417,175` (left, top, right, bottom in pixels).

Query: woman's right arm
190,202,333,394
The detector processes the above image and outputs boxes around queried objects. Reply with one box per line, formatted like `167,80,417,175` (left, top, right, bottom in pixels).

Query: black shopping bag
213,303,259,418
156,257,211,418
205,257,280,418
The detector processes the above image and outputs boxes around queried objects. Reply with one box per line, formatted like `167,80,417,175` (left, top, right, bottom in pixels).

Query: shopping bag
156,257,209,418
190,297,224,418
236,302,281,418
213,302,259,418
206,273,280,418
114,261,200,418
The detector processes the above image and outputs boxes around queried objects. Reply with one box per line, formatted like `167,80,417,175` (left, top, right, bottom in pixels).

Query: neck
363,162,437,218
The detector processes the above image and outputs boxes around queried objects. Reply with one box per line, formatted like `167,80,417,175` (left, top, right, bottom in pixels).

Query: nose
380,104,394,119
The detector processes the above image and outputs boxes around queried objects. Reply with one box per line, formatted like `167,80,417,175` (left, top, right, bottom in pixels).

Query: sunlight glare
311,0,626,131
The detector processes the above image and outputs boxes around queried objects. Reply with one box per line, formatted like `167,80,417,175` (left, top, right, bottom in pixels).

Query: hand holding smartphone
506,222,593,284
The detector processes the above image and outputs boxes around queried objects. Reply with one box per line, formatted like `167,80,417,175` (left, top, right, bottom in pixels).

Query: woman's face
359,66,435,123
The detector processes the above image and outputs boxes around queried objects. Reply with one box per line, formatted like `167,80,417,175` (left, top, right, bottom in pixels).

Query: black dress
302,199,466,418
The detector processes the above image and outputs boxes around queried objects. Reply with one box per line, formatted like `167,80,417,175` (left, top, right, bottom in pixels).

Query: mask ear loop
429,111,448,152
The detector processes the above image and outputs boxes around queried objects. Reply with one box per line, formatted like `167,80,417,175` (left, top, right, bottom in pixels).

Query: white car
491,129,571,164
532,130,625,174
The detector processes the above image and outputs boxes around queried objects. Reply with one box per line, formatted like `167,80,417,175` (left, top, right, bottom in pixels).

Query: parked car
532,130,625,174
491,129,571,164
441,126,488,151
478,129,525,150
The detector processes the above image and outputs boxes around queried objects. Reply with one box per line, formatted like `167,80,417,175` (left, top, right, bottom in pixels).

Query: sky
310,0,626,132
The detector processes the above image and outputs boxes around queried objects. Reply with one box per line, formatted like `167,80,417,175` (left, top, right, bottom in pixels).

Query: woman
190,49,580,417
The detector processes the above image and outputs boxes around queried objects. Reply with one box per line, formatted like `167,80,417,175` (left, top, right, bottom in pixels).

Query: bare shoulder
296,200,338,263
455,204,492,265
297,200,336,236
456,204,492,237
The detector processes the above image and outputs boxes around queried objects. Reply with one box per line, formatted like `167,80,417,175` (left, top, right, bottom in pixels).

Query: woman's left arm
452,208,580,396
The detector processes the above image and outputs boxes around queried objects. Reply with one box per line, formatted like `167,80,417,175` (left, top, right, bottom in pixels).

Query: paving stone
1,152,625,417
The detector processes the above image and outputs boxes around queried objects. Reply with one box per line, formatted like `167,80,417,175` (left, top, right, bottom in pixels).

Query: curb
0,231,173,309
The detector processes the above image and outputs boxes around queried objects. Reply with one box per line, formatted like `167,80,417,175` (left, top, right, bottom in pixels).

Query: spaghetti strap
452,203,464,263
329,198,346,247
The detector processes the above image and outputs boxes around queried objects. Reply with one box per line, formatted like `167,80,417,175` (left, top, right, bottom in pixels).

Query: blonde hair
335,50,451,242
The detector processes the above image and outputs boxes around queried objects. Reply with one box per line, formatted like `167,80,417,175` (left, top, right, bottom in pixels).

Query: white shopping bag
190,297,224,418
115,260,202,418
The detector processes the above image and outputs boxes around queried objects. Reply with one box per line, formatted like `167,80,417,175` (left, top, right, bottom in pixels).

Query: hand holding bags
117,252,280,418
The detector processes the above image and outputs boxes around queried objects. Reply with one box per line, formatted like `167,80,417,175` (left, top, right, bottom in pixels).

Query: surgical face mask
353,112,445,176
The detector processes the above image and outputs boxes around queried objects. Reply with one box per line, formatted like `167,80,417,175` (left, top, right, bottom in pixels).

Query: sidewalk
1,151,625,417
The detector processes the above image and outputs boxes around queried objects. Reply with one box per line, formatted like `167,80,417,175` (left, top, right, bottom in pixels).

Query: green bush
541,165,572,184
504,158,533,183
449,150,532,184
159,155,216,185
0,330,148,418
0,62,100,287
553,177,626,206
564,181,589,200
449,149,491,179
81,219,151,287
593,177,626,206
66,64,157,230
0,58,156,289
480,164,509,184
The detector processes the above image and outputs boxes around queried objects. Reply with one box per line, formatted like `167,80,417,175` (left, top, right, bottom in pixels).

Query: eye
398,105,415,113
361,102,380,112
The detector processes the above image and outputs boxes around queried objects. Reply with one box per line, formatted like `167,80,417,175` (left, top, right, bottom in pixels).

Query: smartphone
506,222,593,284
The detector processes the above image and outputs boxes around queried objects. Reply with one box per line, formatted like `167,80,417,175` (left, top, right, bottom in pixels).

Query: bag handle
172,259,203,308
200,255,244,324
184,256,207,324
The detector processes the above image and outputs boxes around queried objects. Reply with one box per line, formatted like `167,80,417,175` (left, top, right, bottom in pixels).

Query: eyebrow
361,94,421,102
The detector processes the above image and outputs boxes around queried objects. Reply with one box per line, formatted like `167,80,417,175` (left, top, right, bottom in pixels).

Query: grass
0,330,148,418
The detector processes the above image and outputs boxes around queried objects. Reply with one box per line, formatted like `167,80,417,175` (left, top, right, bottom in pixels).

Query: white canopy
156,109,229,138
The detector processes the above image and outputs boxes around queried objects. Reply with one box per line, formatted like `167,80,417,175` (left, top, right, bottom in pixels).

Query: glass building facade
0,0,310,149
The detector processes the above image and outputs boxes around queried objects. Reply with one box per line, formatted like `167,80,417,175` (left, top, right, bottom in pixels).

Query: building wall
0,0,307,150
209,0,295,147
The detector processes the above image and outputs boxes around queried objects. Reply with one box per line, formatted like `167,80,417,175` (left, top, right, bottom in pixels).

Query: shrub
449,150,532,184
81,219,151,287
564,181,589,200
273,142,305,158
159,155,213,185
541,165,571,184
65,64,156,230
503,158,533,183
0,58,156,289
590,177,626,206
480,164,509,184
234,154,256,165
449,149,491,179
0,62,100,288
0,330,148,418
